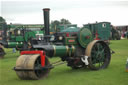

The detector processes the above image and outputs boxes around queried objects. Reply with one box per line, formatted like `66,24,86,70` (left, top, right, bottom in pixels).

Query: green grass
0,39,128,85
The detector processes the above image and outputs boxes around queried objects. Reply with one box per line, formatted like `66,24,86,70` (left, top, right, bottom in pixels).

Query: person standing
126,31,128,39
13,48,16,53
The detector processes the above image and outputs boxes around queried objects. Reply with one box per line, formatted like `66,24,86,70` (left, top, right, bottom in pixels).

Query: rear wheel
86,40,111,70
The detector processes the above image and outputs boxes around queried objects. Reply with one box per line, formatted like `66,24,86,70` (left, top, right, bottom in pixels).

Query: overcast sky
1,0,128,26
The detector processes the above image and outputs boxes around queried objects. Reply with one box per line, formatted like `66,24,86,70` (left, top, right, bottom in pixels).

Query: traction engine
14,8,111,80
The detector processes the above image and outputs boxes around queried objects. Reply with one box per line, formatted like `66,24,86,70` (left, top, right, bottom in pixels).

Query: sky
1,0,128,26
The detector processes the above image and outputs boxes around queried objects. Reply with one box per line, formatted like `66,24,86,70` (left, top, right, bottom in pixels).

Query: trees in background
51,18,71,32
0,16,7,30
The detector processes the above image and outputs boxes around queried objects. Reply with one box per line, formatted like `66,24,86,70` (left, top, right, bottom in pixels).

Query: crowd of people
121,31,128,39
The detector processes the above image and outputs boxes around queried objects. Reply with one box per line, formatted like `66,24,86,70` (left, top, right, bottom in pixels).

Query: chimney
43,8,50,36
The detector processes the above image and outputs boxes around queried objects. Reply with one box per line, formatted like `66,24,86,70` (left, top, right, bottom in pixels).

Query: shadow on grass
49,66,95,78
12,67,94,81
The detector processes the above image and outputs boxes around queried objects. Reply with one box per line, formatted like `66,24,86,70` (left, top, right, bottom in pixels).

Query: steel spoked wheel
86,40,111,70
15,54,50,80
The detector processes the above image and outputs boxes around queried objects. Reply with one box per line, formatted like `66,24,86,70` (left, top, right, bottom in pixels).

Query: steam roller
14,8,111,80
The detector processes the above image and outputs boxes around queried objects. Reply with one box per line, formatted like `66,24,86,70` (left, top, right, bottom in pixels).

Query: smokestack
43,8,50,36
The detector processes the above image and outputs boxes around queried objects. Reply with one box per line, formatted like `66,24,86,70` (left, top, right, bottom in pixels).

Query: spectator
13,48,16,53
126,31,128,39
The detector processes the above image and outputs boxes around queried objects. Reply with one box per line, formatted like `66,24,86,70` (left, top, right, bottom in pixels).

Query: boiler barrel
37,45,76,57
4,42,23,48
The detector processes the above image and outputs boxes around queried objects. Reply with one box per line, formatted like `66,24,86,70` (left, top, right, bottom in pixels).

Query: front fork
20,51,46,67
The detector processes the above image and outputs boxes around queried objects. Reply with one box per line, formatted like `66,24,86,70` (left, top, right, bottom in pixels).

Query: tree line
0,16,71,30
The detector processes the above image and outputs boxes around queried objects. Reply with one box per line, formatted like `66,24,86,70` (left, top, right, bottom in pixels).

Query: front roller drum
86,40,111,70
15,54,50,80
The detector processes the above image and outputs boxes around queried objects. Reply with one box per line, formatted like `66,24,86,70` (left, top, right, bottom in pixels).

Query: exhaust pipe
43,8,50,42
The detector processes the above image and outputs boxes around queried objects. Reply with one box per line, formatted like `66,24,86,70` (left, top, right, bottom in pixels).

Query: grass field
0,39,128,85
